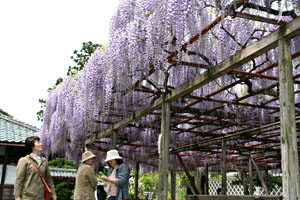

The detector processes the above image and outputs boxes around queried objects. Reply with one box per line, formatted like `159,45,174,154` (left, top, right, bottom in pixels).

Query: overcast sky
0,0,119,128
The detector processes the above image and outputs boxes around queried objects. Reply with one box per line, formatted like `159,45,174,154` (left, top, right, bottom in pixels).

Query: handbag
44,188,50,200
26,156,52,200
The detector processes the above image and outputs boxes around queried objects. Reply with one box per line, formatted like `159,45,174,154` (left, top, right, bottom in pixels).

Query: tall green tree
67,41,103,76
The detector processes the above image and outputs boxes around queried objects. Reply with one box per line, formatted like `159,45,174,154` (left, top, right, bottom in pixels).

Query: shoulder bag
26,156,51,200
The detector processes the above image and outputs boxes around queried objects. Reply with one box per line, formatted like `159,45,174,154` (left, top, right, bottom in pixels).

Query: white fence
209,178,282,196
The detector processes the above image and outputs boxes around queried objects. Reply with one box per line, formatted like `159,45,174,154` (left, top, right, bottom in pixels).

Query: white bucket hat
81,151,97,163
105,149,122,162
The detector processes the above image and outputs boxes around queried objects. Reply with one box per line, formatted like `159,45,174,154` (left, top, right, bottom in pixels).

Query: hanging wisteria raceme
39,76,76,157
39,0,300,168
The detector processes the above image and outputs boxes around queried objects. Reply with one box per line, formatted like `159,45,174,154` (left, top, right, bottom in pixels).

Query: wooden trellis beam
85,17,300,146
170,115,300,153
208,151,279,166
121,41,300,140
171,50,300,111
234,12,287,25
262,89,300,106
166,59,299,133
190,96,281,111
244,2,297,18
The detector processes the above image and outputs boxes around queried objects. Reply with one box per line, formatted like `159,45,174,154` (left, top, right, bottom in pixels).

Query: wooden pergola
84,1,300,199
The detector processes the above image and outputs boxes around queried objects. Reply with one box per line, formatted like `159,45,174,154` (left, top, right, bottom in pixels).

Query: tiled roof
50,168,77,178
0,114,39,143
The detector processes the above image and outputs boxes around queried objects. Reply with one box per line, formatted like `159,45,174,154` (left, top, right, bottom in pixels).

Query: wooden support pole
195,168,202,195
176,152,200,195
199,170,205,195
278,36,300,199
158,97,170,200
221,140,227,195
264,164,269,193
171,154,176,200
0,146,8,200
242,170,249,195
205,164,209,195
251,159,270,195
110,130,117,149
249,159,254,195
134,162,139,200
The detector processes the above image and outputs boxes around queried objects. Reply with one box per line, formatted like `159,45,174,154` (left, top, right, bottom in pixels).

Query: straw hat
105,149,122,162
81,151,97,163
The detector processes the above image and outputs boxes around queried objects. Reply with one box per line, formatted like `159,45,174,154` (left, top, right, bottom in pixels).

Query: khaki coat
14,155,56,200
74,163,98,200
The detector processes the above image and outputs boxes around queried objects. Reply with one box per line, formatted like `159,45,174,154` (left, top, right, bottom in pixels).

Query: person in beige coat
74,151,98,200
14,136,56,200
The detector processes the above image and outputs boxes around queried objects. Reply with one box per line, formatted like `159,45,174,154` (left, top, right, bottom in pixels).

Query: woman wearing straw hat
74,151,98,200
101,149,130,200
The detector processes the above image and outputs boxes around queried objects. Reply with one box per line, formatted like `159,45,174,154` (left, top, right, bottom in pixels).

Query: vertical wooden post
278,36,300,199
134,162,139,200
0,146,8,200
195,168,202,195
221,140,227,195
199,169,204,195
110,130,117,149
171,154,176,200
249,159,254,195
264,165,269,193
242,170,249,195
251,159,270,195
158,96,170,200
204,163,209,195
